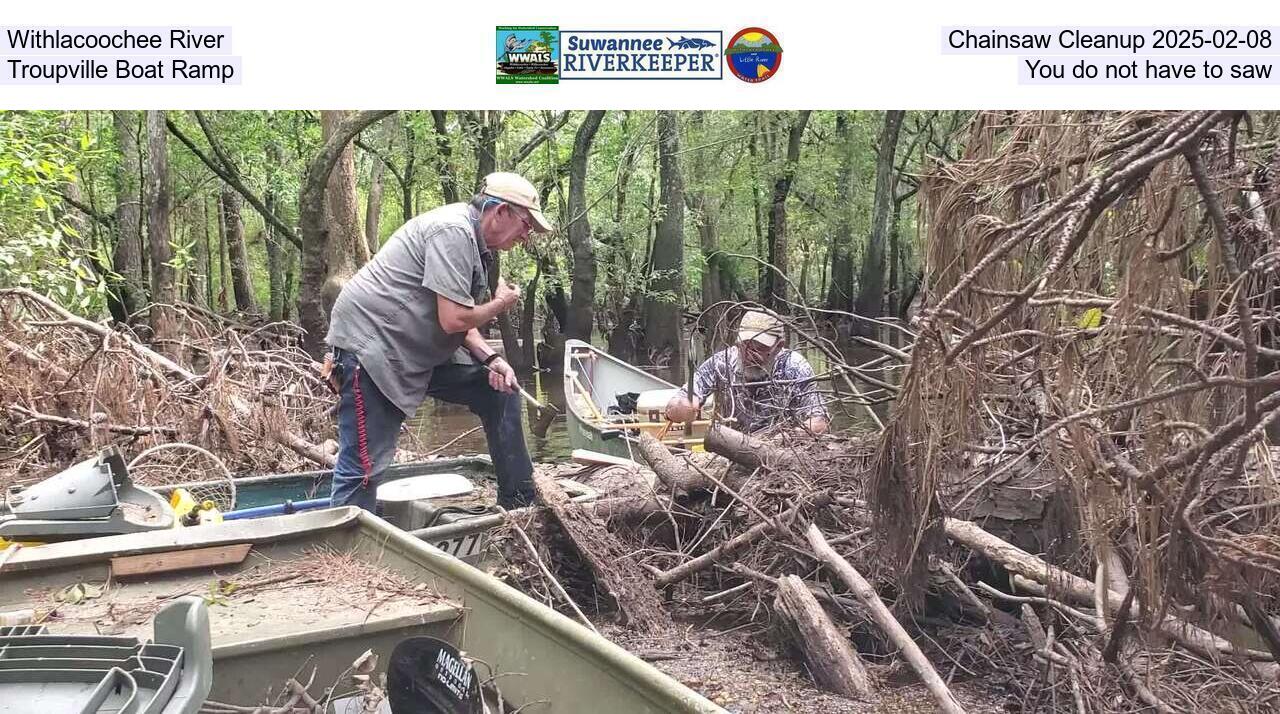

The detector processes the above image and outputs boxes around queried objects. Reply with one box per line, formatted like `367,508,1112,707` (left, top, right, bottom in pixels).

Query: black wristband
481,353,503,367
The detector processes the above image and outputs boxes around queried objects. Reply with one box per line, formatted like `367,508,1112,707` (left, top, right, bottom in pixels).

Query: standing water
405,345,888,463
406,371,572,462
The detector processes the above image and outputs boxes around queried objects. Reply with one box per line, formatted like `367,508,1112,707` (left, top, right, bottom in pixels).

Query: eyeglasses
508,205,534,234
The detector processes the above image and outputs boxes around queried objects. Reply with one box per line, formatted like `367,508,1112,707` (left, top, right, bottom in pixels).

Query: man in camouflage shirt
665,310,830,434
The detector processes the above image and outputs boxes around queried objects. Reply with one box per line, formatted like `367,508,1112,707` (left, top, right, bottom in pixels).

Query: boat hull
563,339,710,462
1,509,723,713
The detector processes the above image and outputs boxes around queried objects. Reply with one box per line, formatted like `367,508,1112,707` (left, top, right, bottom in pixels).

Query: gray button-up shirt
327,203,491,416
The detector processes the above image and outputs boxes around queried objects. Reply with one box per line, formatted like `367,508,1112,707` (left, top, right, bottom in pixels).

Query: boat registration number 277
433,532,487,560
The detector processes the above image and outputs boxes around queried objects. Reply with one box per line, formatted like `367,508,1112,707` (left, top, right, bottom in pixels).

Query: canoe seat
571,392,598,420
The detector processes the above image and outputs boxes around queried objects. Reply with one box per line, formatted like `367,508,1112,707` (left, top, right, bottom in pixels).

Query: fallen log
807,524,967,714
705,423,789,469
636,432,708,492
273,430,337,468
944,516,1279,673
580,493,664,522
654,493,831,587
7,405,178,437
532,473,670,633
774,574,874,698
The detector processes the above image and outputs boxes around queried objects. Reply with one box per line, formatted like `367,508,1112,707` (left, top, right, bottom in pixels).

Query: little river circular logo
726,28,782,83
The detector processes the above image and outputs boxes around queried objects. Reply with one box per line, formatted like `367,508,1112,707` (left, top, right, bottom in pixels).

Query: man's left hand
804,416,830,435
487,357,518,394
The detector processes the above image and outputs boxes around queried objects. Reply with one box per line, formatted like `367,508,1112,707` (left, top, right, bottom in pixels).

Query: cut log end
774,574,874,698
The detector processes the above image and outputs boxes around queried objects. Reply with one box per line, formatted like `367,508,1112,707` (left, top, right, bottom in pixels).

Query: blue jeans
329,348,535,512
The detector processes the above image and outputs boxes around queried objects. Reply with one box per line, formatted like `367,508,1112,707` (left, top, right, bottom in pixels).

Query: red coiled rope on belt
352,364,373,487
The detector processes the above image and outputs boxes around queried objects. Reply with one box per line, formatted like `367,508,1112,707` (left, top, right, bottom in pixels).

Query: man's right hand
495,278,521,310
665,394,701,423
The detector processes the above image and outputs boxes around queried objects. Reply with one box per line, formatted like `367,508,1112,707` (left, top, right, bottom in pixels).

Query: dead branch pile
494,111,1280,712
0,288,336,488
495,426,1035,711
871,109,1280,710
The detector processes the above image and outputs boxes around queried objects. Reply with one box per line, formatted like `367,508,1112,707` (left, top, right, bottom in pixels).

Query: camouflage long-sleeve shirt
691,347,829,433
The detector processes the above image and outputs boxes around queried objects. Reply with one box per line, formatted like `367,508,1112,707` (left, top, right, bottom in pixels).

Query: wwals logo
496,26,559,84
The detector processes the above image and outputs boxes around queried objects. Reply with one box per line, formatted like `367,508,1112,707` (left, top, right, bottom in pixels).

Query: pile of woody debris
494,109,1280,714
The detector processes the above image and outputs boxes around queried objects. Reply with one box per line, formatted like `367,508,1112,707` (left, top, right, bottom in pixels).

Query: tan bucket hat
737,310,783,348
480,172,553,233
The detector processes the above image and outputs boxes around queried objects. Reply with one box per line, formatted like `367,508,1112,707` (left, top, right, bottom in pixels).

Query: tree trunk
216,193,230,311
429,110,459,205
749,119,765,299
283,243,297,321
202,194,214,308
298,110,395,356
687,112,731,352
365,140,385,255
265,189,285,321
887,194,904,337
464,111,511,350
797,234,812,304
697,211,722,308
687,112,721,313
532,474,672,633
179,224,198,304
489,253,527,373
221,186,257,313
324,111,371,281
826,111,855,312
542,256,569,332
144,110,177,345
705,423,789,469
642,111,684,368
464,111,501,191
111,110,146,321
854,110,905,326
636,432,713,493
807,526,966,714
521,264,540,368
763,110,811,311
189,198,208,306
403,114,420,219
565,110,606,341
265,141,287,321
603,112,637,341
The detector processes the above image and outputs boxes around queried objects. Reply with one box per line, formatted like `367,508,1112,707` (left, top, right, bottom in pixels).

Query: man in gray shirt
325,172,552,511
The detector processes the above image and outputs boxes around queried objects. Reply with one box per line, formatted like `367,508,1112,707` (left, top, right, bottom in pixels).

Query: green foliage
0,109,959,326
203,579,238,607
1077,307,1104,329
0,111,109,311
53,581,104,605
